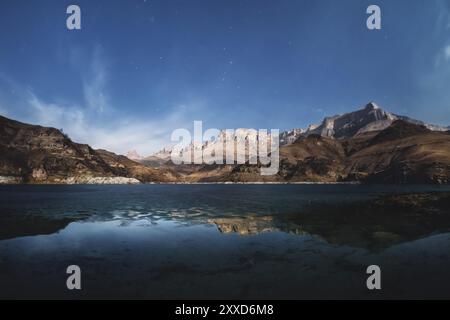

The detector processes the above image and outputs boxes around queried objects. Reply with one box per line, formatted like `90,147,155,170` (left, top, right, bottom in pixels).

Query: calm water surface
1,184,450,299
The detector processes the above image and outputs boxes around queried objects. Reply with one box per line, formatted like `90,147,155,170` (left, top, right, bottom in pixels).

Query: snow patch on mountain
126,150,142,161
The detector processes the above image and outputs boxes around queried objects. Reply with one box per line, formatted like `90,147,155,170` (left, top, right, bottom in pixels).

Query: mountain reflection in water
2,188,450,250
1,184,450,299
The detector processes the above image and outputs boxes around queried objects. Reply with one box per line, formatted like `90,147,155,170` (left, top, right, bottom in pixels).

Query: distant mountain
305,102,449,139
146,102,449,160
139,148,173,168
139,102,450,184
280,128,304,145
306,102,396,138
126,150,142,161
0,115,177,184
172,120,450,184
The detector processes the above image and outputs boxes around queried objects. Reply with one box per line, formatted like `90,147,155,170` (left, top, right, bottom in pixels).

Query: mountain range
1,102,450,184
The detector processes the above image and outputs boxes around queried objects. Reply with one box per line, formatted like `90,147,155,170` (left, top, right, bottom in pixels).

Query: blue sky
0,0,450,155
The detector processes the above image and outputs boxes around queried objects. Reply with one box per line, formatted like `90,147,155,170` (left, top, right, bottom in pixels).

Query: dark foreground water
1,184,450,299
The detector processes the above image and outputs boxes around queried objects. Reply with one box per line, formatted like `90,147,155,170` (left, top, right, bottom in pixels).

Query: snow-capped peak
365,102,380,110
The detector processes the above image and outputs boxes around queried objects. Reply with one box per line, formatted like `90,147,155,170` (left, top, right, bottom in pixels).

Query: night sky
0,0,449,154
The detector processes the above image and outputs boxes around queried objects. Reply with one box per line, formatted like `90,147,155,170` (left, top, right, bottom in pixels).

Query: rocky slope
0,115,176,184
145,119,450,184
246,120,449,184
2,102,450,184
345,121,450,184
201,133,347,183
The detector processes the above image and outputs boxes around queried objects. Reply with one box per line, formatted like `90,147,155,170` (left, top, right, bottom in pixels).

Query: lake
1,184,450,299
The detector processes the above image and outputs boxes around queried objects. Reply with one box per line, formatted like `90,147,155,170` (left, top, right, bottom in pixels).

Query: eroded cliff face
0,116,176,184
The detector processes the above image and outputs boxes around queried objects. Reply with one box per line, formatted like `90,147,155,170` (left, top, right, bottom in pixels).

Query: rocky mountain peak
364,102,380,111
126,150,142,161
306,102,397,139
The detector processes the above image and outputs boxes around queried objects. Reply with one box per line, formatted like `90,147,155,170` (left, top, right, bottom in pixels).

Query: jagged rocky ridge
145,103,450,184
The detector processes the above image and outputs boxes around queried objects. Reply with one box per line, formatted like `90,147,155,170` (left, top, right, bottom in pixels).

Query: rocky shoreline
0,176,22,184
0,175,140,185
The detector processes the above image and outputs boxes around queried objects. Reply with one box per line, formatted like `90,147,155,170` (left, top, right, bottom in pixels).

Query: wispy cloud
445,45,450,60
434,44,450,67
435,0,450,32
83,45,108,112
0,46,201,156
28,93,85,130
24,90,194,155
